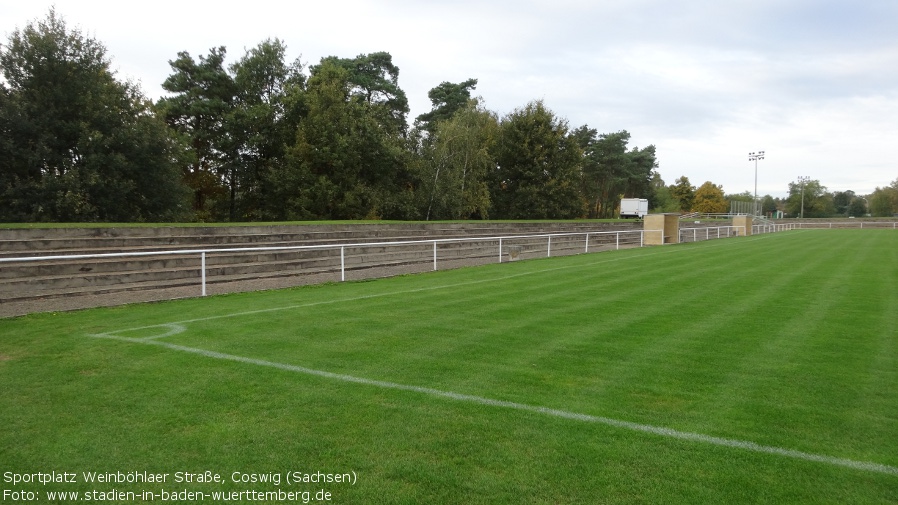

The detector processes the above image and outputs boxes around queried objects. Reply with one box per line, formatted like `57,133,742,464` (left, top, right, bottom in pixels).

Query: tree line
0,10,658,223
653,175,897,218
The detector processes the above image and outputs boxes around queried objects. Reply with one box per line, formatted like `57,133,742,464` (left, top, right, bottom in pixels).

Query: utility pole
798,176,810,219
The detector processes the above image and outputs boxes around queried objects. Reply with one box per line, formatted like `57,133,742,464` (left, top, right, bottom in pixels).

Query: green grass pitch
1,229,896,504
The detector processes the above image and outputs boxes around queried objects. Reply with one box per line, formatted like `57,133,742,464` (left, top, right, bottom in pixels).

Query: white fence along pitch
0,224,793,299
1,229,646,297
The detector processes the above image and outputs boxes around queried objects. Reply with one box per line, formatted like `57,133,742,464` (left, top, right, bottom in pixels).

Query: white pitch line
88,332,898,477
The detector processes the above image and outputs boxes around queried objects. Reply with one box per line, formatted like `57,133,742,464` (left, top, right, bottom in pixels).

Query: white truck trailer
619,198,649,219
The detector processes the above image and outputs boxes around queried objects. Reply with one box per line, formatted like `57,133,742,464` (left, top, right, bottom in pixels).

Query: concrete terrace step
0,224,627,258
0,221,621,238
0,244,510,302
0,222,641,315
0,235,620,293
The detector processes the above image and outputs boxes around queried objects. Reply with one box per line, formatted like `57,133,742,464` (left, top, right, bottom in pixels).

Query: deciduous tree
692,181,728,213
649,171,678,212
0,9,189,221
417,100,497,220
869,179,898,217
847,197,867,217
669,176,695,212
761,195,777,215
786,179,833,217
832,190,856,216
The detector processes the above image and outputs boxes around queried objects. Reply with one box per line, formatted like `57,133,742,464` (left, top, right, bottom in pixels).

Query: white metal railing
678,225,745,243
680,213,739,220
1,229,649,297
2,222,821,299
789,221,898,229
752,222,800,234
749,220,898,234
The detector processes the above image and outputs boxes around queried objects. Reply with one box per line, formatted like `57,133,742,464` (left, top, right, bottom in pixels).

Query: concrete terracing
0,222,640,317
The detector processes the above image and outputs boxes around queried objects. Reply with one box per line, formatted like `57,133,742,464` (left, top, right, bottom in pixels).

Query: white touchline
89,331,898,477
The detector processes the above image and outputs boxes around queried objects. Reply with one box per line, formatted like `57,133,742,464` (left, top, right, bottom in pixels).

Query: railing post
616,232,620,250
340,246,345,281
201,251,206,297
547,235,552,257
585,233,590,253
433,241,437,271
498,237,503,263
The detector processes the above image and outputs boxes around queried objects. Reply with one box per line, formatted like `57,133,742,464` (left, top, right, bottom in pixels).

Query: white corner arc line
88,333,898,477
139,324,186,340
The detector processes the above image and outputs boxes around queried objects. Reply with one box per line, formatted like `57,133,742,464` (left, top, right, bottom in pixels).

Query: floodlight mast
748,151,765,216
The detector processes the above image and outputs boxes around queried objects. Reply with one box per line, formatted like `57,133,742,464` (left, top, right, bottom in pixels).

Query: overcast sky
4,1,897,197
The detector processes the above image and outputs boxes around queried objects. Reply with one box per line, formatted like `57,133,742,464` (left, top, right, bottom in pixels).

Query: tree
761,195,777,215
490,100,585,219
315,52,409,133
571,128,654,218
648,171,678,212
846,198,867,217
869,179,898,217
624,145,658,205
227,39,305,220
0,9,189,221
157,46,236,219
416,100,497,220
669,176,695,212
726,191,753,202
692,181,728,213
415,79,478,132
785,179,833,217
575,129,628,218
280,60,407,219
832,190,856,216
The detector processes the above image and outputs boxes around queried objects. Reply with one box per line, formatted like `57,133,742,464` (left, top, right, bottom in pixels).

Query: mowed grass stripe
678,232,887,451
776,231,898,459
